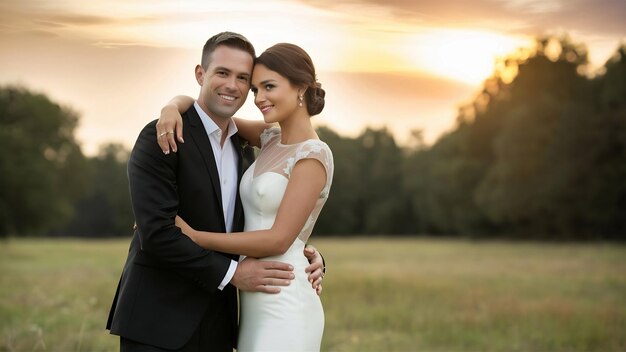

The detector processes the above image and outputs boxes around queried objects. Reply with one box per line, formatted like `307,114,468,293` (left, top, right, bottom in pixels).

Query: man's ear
195,65,204,86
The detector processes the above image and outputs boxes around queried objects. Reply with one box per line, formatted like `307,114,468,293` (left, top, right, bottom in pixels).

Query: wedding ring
158,132,167,137
167,131,174,134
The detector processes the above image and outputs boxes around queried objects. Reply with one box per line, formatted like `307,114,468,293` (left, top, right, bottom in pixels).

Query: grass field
1,237,625,351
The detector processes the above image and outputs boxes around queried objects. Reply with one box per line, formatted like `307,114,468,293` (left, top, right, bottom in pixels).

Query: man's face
196,45,254,121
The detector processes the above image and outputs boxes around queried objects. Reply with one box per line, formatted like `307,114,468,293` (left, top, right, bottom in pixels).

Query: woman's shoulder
260,127,281,147
295,139,333,170
298,139,332,156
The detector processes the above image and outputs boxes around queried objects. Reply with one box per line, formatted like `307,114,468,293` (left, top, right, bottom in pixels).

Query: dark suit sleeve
128,121,231,292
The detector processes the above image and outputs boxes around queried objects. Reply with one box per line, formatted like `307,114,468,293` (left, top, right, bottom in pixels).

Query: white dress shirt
194,102,239,290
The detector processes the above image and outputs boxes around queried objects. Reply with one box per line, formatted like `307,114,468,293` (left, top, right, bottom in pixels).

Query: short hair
255,43,326,116
201,32,256,70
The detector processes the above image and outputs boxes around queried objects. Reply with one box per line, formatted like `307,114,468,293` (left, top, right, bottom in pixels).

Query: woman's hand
175,215,196,243
157,104,184,154
156,95,195,154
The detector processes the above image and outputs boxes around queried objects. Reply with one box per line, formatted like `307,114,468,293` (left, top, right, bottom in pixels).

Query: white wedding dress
237,128,333,352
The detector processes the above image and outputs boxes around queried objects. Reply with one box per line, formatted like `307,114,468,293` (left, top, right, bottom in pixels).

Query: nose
254,90,266,106
224,76,237,91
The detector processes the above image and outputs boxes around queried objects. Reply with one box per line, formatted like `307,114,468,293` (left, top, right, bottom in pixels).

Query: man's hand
231,257,294,293
304,246,325,295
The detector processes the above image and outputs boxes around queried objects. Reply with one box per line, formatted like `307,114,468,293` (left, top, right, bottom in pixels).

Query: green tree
597,44,626,111
61,143,133,236
0,85,86,236
404,35,626,239
315,126,412,235
404,126,491,235
356,128,411,234
473,36,626,238
314,126,364,234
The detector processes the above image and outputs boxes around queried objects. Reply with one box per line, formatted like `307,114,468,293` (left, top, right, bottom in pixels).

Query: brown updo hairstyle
255,43,325,116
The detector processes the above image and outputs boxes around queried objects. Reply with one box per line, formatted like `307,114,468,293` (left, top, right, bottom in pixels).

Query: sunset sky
1,0,624,154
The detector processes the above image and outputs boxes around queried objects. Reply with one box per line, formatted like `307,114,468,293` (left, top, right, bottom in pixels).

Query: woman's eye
265,84,274,90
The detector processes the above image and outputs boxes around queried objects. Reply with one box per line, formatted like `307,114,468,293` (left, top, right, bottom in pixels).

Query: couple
106,31,333,351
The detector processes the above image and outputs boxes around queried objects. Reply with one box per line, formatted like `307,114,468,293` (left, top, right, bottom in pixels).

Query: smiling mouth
259,105,274,113
219,94,237,102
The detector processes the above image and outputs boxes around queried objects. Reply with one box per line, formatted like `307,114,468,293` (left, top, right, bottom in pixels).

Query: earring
298,95,303,107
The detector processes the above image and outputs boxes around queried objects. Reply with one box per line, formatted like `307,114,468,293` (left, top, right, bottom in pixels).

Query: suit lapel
186,107,224,226
231,134,245,231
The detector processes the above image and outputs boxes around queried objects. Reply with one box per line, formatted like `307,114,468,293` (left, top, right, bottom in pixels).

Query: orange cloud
296,0,626,37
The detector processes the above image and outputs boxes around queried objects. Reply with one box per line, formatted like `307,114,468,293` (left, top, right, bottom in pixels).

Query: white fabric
237,128,333,351
252,127,333,243
193,102,239,290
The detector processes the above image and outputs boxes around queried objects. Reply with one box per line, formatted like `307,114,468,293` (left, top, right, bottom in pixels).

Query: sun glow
407,29,529,85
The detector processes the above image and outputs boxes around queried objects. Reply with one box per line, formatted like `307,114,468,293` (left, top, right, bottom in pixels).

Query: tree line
1,36,624,239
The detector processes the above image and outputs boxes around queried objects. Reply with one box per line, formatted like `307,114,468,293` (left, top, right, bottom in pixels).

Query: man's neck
197,100,231,136
213,117,230,135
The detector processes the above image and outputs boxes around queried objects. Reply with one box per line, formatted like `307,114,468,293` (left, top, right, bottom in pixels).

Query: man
107,32,323,351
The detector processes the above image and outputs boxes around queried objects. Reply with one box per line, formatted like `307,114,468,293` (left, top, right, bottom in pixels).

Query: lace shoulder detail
284,140,334,199
260,127,281,148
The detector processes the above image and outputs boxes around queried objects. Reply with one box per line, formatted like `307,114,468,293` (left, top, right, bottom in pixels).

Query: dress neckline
276,138,321,147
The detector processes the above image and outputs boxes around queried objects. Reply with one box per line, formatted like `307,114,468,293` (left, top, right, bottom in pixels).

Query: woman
157,43,332,351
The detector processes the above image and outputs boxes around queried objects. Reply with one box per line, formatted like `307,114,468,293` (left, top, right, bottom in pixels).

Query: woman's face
250,64,301,124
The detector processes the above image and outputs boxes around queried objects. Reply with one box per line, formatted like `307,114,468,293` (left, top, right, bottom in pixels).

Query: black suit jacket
106,106,253,349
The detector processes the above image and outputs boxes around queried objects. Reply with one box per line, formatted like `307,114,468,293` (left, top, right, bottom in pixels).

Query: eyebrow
251,79,277,88
214,66,250,78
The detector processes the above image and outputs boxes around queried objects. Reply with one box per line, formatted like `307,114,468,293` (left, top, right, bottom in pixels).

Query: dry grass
1,237,625,351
